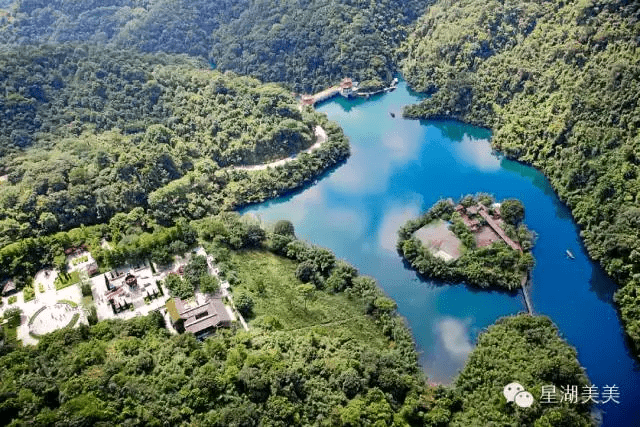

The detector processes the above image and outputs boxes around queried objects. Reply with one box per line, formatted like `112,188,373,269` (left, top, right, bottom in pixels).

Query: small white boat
566,249,575,260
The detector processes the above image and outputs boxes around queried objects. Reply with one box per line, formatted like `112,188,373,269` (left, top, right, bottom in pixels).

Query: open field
414,219,463,260
230,250,389,349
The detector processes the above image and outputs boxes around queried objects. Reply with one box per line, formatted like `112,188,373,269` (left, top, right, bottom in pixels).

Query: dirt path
232,125,327,171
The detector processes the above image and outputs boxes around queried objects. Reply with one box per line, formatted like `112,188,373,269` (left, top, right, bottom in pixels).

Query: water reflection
376,199,422,252
453,135,502,172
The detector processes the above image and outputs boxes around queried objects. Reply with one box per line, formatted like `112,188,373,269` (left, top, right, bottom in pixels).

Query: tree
199,275,220,295
235,293,254,318
295,260,316,283
500,199,525,225
297,284,316,310
81,282,92,297
245,225,266,247
273,220,295,237
183,255,208,287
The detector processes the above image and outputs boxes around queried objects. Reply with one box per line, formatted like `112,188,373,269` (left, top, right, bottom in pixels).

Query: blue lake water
243,81,640,426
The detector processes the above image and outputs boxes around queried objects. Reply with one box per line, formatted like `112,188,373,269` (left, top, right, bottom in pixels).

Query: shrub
22,284,35,302
81,282,93,297
8,296,17,305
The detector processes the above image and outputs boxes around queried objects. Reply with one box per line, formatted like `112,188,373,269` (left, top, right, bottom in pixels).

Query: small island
397,194,535,291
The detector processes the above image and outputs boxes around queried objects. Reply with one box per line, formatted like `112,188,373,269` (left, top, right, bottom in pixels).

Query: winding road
233,125,327,171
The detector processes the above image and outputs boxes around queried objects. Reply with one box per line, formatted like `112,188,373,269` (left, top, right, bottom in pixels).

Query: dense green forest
400,0,640,352
0,45,349,243
450,315,592,426
0,0,429,92
0,215,592,426
398,195,535,290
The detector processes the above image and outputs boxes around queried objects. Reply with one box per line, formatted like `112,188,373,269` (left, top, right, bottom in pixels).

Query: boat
389,112,395,118
566,249,575,259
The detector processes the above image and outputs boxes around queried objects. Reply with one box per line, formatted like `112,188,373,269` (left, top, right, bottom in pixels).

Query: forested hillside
0,45,349,244
1,0,429,92
211,0,428,92
400,0,640,353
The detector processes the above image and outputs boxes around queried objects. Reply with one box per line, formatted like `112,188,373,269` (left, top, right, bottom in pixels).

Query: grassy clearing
55,271,80,290
230,250,389,349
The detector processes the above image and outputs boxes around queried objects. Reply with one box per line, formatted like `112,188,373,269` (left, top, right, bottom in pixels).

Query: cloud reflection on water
453,135,502,172
435,317,474,361
376,197,423,252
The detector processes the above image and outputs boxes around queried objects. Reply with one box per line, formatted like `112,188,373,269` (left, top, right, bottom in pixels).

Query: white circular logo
514,390,534,408
503,382,524,402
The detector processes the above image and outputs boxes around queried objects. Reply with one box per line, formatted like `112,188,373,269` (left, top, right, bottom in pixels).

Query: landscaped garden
54,271,80,290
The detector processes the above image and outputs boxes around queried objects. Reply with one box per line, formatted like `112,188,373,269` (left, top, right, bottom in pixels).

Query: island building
455,203,522,252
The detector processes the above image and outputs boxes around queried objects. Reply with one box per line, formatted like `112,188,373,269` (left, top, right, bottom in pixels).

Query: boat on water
389,112,395,117
566,249,575,259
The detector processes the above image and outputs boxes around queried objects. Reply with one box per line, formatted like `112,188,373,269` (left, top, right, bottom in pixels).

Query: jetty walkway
521,273,533,315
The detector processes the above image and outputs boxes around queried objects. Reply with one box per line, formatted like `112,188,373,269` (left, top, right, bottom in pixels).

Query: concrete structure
300,77,357,107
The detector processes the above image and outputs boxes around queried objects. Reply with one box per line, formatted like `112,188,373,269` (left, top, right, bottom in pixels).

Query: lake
242,81,640,426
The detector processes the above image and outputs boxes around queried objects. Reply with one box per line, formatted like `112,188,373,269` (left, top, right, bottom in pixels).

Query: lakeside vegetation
0,215,592,425
0,0,430,92
400,0,640,354
0,45,349,243
398,195,535,290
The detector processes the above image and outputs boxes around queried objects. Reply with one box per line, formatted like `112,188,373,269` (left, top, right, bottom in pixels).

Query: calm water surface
243,81,640,426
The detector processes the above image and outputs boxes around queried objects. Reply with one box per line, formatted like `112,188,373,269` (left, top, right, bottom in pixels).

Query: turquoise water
243,81,640,425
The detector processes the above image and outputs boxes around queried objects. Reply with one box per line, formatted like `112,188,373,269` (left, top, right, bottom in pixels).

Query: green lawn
55,271,80,290
230,250,389,349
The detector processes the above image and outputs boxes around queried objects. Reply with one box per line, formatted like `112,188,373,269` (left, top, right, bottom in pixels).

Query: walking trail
232,125,327,171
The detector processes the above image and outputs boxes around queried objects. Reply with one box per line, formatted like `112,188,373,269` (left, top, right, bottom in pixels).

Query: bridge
521,273,533,315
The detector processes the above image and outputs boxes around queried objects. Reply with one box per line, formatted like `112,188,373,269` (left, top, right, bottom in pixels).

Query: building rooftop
174,295,231,335
2,279,16,296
